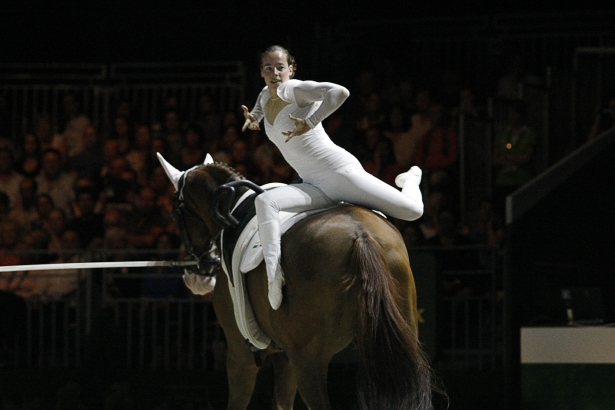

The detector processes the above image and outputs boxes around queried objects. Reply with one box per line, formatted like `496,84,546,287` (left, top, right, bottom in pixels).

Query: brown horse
158,154,434,410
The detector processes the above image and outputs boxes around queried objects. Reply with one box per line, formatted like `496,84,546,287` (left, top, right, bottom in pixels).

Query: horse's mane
204,162,244,182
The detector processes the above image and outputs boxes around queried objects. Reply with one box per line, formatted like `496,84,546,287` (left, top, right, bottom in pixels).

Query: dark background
1,3,610,65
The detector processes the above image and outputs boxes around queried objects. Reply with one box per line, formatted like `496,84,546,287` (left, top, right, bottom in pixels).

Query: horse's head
157,153,244,276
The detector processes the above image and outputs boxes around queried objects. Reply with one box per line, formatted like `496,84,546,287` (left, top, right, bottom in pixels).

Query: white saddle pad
219,183,337,349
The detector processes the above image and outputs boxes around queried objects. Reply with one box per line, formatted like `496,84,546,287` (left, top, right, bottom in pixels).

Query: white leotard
250,79,422,221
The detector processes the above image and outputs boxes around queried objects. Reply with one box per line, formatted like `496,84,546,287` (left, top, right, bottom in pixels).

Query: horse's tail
346,231,433,410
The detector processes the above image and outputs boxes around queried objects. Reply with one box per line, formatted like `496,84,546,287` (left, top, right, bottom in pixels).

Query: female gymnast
242,45,424,309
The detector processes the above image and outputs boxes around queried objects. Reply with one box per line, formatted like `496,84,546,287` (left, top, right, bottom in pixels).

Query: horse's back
248,205,417,353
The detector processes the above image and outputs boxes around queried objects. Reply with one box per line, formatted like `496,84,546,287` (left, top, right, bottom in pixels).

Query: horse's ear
204,153,214,165
157,152,183,191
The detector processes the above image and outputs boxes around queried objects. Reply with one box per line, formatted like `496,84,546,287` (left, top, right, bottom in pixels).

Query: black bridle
172,170,221,277
172,167,265,277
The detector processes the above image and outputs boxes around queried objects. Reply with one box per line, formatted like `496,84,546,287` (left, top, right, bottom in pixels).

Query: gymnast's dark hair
260,45,297,78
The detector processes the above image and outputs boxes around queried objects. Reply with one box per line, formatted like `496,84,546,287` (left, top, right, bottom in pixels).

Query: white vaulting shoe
395,166,422,188
268,277,285,310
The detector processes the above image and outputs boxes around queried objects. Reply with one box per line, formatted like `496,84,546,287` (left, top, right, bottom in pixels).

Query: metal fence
0,61,246,144
1,244,504,371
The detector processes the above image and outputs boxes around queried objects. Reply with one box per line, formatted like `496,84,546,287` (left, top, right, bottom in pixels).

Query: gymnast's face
260,51,294,90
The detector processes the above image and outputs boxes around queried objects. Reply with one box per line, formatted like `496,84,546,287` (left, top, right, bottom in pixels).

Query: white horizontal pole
0,260,198,273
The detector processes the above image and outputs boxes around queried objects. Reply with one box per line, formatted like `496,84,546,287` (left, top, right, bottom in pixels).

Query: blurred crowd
2,53,588,304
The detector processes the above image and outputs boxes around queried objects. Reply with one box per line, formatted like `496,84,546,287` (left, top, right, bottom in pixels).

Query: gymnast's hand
241,105,260,131
283,114,310,142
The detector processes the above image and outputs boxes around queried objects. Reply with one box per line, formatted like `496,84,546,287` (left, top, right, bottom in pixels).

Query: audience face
19,178,37,207
134,125,151,148
185,128,202,148
0,220,21,248
115,116,130,137
48,208,66,236
82,125,99,150
136,187,157,213
61,229,81,251
104,208,122,229
35,195,55,220
75,192,95,216
231,140,248,163
164,111,180,133
102,139,120,164
149,166,171,194
41,150,63,179
108,157,130,179
221,126,239,150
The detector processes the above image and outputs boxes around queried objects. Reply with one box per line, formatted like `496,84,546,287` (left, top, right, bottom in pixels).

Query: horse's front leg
270,352,297,410
226,341,260,410
213,273,260,410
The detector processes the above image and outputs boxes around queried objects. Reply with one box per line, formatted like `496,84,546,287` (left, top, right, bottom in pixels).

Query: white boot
259,219,285,310
395,165,422,189
395,166,424,219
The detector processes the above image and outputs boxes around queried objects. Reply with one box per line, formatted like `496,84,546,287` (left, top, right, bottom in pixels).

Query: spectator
68,124,104,179
32,193,55,228
179,122,206,169
413,102,459,185
355,92,386,132
211,125,240,164
30,229,86,302
44,207,68,254
397,89,433,170
492,100,537,212
32,113,68,164
60,92,91,159
8,178,39,228
383,104,415,169
229,138,257,179
101,156,137,205
126,186,169,249
125,123,152,186
246,129,274,185
109,115,132,155
194,93,221,152
14,133,42,178
355,126,384,166
35,148,75,215
363,137,405,188
323,110,355,154
66,187,105,249
0,146,22,208
160,109,183,167
419,191,449,241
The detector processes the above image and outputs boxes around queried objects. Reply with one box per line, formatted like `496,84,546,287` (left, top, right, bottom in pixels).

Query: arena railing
0,61,246,144
1,244,504,371
412,244,504,370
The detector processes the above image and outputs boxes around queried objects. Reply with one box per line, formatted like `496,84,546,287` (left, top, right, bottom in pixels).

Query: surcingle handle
212,180,265,228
